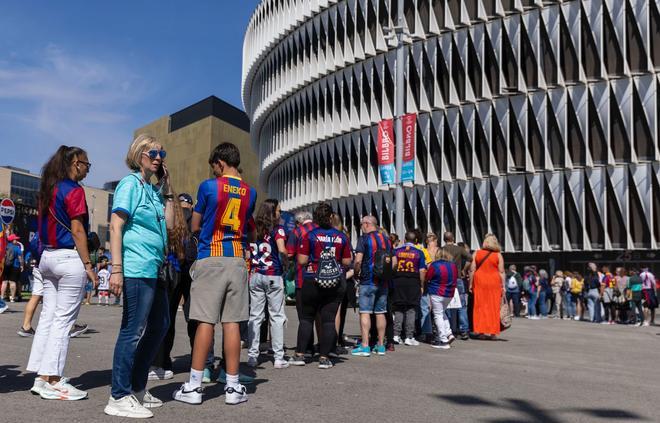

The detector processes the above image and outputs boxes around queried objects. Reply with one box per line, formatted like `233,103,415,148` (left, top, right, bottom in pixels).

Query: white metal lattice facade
242,0,660,254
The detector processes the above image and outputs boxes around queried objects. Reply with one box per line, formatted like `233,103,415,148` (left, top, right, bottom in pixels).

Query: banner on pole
401,113,416,182
377,119,395,185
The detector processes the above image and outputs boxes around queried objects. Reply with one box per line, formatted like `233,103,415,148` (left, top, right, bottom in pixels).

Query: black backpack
314,234,342,289
370,234,393,281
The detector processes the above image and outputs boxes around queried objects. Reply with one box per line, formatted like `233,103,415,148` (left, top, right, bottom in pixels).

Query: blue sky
0,0,260,187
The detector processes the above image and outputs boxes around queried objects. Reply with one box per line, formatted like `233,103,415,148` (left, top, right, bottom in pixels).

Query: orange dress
472,249,502,335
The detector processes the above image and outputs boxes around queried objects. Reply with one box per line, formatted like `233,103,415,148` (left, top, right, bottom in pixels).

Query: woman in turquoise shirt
104,134,175,418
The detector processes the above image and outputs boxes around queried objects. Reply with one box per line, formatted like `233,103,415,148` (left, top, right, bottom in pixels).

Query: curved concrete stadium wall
243,0,660,254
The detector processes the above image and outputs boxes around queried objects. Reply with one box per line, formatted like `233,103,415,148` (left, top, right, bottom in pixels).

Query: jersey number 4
221,198,242,231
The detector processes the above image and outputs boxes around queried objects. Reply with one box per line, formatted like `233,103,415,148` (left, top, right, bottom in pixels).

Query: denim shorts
358,284,388,314
84,281,93,293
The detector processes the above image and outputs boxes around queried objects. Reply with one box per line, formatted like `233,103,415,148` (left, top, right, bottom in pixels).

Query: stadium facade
242,0,660,268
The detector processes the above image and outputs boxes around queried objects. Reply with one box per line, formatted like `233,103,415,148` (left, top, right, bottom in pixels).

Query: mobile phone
156,162,165,180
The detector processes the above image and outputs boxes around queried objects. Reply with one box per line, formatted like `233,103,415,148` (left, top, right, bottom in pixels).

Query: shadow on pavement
435,394,649,422
0,365,33,393
74,369,112,391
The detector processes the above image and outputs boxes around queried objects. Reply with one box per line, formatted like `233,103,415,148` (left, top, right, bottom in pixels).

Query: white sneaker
0,304,8,314
30,377,47,395
643,322,650,327
404,338,419,346
134,389,163,409
224,384,248,405
392,336,402,345
148,367,173,380
274,359,289,369
247,356,258,368
172,383,203,405
39,378,88,400
574,316,581,321
104,395,153,418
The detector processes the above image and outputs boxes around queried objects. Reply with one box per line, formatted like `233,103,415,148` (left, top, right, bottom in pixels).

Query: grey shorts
188,256,249,324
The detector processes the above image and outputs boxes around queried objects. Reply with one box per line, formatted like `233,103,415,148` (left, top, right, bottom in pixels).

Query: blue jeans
528,291,538,316
587,288,601,322
506,291,521,316
564,292,575,317
358,284,388,314
538,290,548,317
419,294,432,335
111,278,169,399
456,280,469,333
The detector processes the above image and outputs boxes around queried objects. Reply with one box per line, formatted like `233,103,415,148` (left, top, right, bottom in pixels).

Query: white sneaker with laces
148,367,173,380
39,377,88,400
172,383,203,405
134,389,163,409
30,377,47,395
247,356,258,367
392,336,402,345
104,395,153,418
224,384,248,405
404,338,419,346
274,359,290,369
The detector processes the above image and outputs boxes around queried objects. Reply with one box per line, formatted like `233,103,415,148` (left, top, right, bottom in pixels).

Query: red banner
377,119,395,184
377,119,394,165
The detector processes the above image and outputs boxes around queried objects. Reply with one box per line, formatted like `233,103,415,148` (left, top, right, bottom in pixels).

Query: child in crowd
97,256,111,306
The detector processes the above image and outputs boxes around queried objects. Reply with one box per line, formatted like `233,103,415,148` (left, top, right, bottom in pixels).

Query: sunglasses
144,149,167,160
76,160,92,169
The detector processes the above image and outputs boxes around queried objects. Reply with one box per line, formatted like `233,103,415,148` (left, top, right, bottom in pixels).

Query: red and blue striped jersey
355,231,392,286
250,225,287,276
394,243,427,275
299,227,352,281
426,259,458,298
195,175,257,259
38,179,88,249
287,222,318,288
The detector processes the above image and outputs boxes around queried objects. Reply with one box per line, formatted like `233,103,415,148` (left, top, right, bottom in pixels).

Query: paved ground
1,301,658,423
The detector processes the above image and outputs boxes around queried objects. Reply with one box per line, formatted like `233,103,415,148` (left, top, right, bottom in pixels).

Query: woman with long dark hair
104,134,175,418
246,198,289,369
26,145,98,400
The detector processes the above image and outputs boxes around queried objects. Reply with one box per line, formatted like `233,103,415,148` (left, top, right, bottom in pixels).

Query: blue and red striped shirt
195,175,257,259
426,259,458,298
299,227,352,281
38,179,88,249
394,243,427,275
287,221,318,288
251,225,287,276
356,231,392,286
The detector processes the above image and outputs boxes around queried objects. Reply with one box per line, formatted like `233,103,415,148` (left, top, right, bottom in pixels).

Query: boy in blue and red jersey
174,142,256,406
425,248,458,349
351,215,393,357
391,231,427,346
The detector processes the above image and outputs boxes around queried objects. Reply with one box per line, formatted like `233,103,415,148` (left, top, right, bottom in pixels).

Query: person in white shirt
97,256,111,305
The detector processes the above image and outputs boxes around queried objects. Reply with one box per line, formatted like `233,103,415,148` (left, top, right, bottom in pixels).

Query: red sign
402,113,416,162
377,119,394,165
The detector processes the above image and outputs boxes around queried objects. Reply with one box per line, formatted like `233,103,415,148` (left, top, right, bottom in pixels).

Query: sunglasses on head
144,149,166,160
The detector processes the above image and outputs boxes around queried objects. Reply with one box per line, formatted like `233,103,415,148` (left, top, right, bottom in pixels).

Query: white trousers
247,273,287,361
26,249,86,376
430,295,453,343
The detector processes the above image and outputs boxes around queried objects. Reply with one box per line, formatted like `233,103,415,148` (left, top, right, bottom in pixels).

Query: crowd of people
504,263,657,326
0,135,656,419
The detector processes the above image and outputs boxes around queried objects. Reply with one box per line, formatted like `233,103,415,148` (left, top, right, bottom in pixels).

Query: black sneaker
69,323,89,338
17,326,35,337
318,357,333,369
460,332,469,341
